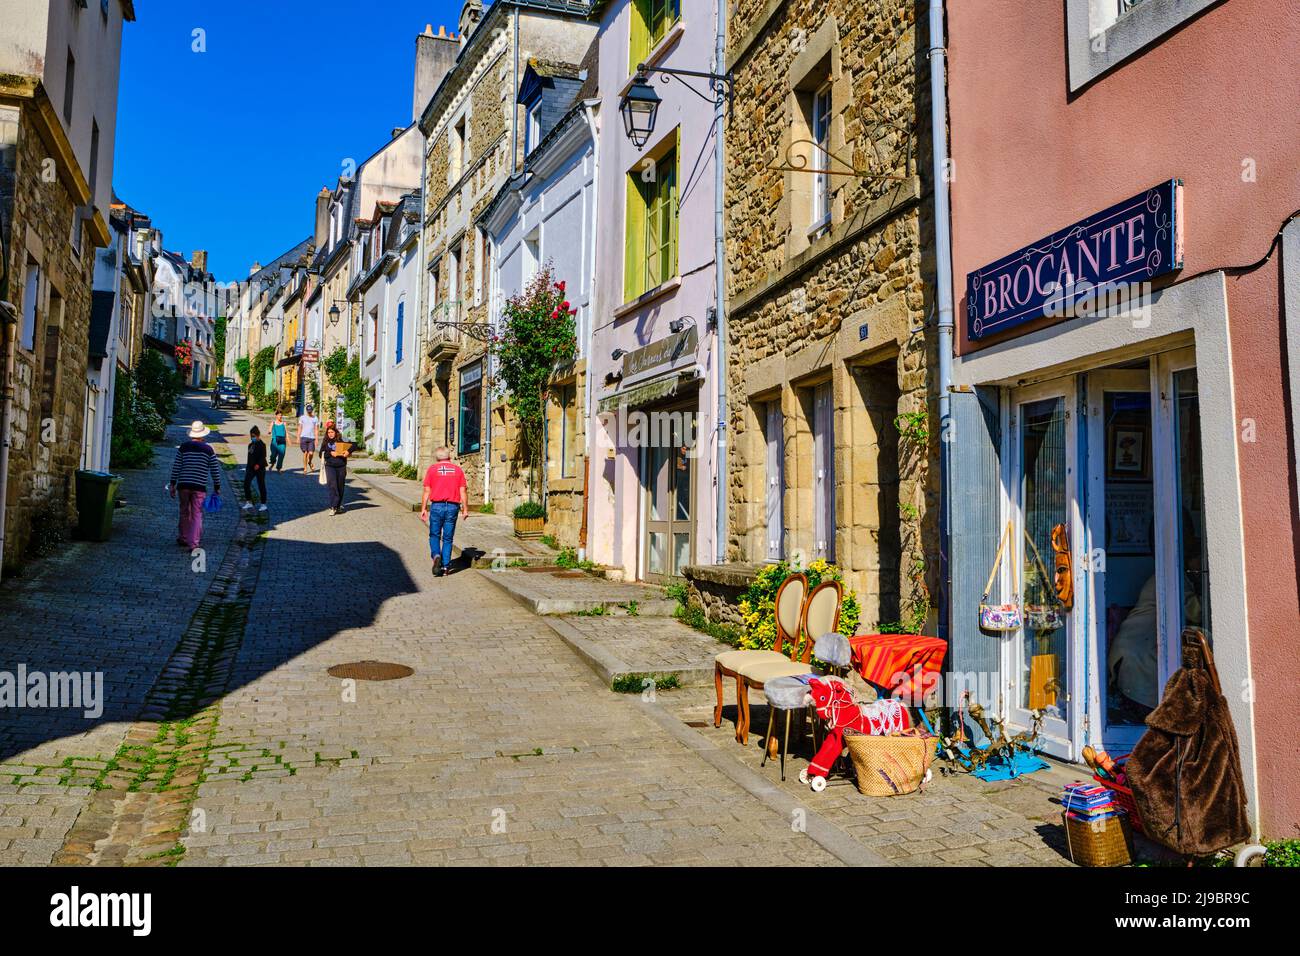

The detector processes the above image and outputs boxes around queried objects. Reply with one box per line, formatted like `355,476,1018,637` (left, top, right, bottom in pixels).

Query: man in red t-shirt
420,446,469,576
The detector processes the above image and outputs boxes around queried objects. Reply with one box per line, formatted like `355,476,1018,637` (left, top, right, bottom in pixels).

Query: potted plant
512,500,546,539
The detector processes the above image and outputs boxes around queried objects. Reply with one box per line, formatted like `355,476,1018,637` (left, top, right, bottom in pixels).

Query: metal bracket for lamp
767,105,914,181
433,318,497,343
636,62,733,106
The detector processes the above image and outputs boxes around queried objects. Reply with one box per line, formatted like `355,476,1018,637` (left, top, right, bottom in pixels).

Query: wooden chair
747,580,843,754
743,574,842,749
714,573,808,742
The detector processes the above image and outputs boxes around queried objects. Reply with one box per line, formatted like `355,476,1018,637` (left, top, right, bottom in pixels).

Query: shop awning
597,370,695,414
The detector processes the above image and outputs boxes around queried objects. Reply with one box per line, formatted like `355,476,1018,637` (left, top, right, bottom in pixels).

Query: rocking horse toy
797,676,913,792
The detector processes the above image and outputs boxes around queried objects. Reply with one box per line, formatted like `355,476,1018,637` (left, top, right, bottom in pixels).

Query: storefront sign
966,179,1183,341
621,327,697,379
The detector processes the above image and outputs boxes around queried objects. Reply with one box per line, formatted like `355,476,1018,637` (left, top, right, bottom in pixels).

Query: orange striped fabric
849,633,948,700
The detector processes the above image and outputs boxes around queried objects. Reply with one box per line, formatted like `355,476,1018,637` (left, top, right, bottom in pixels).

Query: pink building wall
947,0,1300,834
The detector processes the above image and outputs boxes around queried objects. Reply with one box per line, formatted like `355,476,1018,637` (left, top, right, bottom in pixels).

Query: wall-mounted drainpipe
0,302,16,579
928,0,955,641
713,0,728,565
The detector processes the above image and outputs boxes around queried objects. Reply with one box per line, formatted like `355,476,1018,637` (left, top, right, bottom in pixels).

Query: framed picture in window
1109,426,1148,478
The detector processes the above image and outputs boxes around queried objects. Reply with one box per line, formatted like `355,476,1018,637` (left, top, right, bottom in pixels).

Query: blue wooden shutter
395,302,404,363
392,403,402,449
947,387,1004,710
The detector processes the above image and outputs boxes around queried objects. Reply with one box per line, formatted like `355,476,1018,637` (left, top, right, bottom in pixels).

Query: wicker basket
844,730,935,797
1063,811,1134,867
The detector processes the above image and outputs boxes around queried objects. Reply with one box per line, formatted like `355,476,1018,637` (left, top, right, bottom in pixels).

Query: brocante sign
966,179,1184,341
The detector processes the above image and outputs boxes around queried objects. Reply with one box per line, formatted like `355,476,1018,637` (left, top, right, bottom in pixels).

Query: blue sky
114,0,464,281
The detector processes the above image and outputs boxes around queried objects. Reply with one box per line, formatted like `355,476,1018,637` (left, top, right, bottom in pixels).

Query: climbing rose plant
490,264,578,501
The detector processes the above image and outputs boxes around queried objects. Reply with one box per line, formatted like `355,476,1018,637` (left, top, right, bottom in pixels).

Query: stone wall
682,563,763,633
2,103,96,573
723,1,940,631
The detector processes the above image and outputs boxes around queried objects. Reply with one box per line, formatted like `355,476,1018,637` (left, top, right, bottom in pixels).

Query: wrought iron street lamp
328,303,341,325
620,74,662,148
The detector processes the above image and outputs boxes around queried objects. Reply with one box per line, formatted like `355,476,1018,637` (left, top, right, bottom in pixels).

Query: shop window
458,361,483,454
624,133,678,301
630,0,681,70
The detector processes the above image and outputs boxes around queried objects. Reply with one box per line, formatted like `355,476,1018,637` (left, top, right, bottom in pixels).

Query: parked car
211,377,247,409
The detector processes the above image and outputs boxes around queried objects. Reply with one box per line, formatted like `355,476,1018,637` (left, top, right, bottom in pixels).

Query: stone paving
1,394,1078,867
0,392,241,865
176,426,838,866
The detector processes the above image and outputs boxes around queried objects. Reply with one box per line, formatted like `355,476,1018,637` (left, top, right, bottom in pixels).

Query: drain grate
327,661,414,681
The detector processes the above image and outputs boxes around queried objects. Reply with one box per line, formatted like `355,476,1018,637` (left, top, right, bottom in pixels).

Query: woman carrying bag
320,423,351,515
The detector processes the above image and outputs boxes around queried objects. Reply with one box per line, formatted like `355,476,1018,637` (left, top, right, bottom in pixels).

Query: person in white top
296,405,321,472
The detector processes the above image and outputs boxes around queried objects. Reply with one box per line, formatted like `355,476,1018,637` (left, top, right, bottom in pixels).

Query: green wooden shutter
624,172,647,302
630,0,649,72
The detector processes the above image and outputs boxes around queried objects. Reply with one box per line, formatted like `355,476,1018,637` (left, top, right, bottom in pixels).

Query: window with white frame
525,101,542,154
1068,0,1220,91
811,81,832,231
473,226,486,305
20,259,39,351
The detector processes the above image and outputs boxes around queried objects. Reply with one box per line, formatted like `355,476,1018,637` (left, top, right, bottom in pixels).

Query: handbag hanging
979,522,1022,632
318,458,328,486
1022,529,1067,633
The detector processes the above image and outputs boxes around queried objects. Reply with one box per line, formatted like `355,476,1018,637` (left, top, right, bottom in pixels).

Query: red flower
560,301,570,311
556,280,566,293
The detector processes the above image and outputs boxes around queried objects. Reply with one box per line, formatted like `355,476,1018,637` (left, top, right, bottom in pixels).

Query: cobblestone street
0,394,1083,867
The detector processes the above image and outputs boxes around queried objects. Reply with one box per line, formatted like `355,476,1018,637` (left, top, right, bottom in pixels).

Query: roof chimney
458,1,483,48
249,261,261,277
314,186,332,249
413,21,461,122
190,250,208,272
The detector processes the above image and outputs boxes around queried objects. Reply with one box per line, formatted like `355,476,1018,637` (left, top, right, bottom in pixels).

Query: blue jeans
428,501,460,567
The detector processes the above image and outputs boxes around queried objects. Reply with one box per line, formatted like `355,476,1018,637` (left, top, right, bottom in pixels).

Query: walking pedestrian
269,411,288,472
419,446,469,577
242,425,268,513
320,422,351,515
168,420,222,549
297,404,320,472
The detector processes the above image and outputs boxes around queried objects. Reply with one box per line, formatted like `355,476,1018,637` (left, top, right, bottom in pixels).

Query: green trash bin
75,470,124,542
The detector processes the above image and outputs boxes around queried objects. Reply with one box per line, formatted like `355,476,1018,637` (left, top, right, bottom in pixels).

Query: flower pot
513,515,545,539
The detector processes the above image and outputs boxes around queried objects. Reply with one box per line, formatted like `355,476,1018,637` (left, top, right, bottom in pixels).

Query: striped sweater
169,440,222,492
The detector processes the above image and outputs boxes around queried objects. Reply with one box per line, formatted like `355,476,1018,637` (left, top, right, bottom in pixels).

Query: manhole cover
327,661,414,681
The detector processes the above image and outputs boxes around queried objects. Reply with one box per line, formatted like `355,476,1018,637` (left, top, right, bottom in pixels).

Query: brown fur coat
1127,667,1250,856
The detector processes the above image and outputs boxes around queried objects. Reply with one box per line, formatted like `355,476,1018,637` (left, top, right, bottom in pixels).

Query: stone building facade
1,0,131,573
416,1,596,502
723,1,938,629
1,95,97,572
